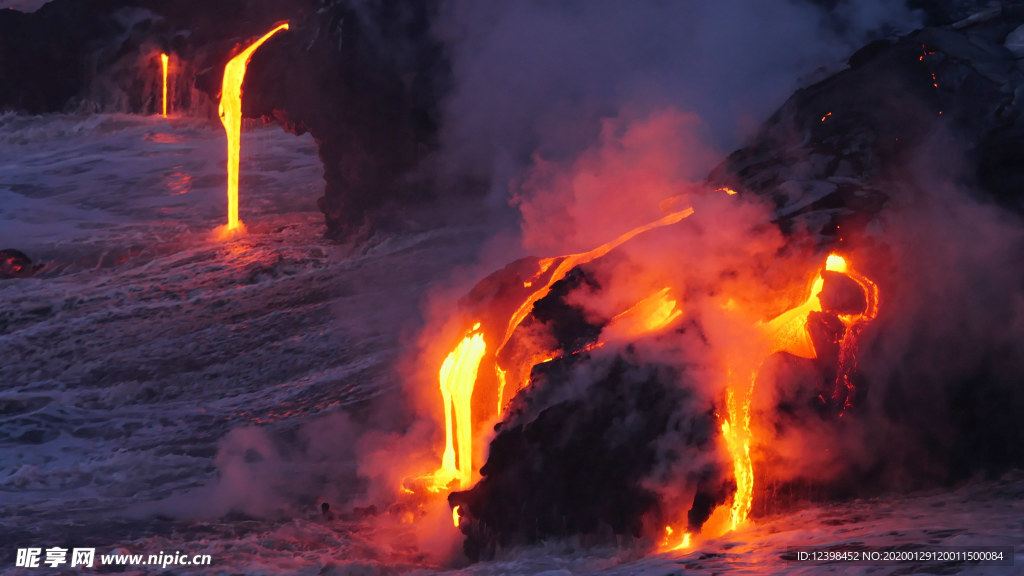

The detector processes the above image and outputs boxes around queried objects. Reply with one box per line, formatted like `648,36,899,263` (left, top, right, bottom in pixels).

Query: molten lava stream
217,22,289,236
603,287,682,342
661,526,692,552
160,53,169,118
712,253,879,533
429,324,486,492
423,200,725,528
492,207,696,411
426,207,699,506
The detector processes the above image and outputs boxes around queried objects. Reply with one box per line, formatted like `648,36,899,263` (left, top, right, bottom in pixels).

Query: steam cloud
155,0,1024,561
436,0,921,238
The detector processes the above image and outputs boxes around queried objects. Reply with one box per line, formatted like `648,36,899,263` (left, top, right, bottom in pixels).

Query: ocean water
0,113,1020,575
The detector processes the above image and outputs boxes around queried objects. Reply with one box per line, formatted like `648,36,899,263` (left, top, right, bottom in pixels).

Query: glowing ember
431,323,487,492
821,111,832,122
160,53,169,118
218,22,289,234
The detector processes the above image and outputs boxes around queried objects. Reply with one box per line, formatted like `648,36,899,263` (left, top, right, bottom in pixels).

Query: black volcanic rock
449,354,726,561
242,0,445,239
710,7,1024,239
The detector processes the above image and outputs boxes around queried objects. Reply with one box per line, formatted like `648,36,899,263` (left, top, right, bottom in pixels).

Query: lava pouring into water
418,185,878,544
661,526,692,552
419,207,697,502
160,53,169,118
217,22,289,237
715,253,879,532
430,323,487,492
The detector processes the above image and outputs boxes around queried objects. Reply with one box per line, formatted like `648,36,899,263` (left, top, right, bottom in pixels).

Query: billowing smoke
846,133,1024,486
435,0,921,222
427,0,1024,559
143,0,1024,565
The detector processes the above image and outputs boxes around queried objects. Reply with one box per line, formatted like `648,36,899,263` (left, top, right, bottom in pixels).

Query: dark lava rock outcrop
0,0,445,240
449,353,727,561
710,4,1024,238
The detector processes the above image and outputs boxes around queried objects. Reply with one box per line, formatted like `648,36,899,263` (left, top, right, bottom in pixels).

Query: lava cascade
217,22,289,235
160,53,169,118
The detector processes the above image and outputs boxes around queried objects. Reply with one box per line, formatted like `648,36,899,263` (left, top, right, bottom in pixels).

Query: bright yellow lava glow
718,252,879,531
431,324,487,492
452,505,462,527
662,526,692,551
160,53,169,118
429,208,697,497
604,287,682,341
218,22,289,233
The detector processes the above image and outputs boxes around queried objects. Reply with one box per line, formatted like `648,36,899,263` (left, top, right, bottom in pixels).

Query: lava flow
603,287,682,342
420,206,695,497
420,193,877,542
717,253,879,532
493,207,695,409
160,53,169,118
661,526,692,552
217,22,289,236
430,324,487,492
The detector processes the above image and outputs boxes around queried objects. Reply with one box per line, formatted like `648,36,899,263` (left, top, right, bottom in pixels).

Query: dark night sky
2,0,51,12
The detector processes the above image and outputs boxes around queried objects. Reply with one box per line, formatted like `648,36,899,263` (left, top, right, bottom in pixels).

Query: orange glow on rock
218,22,289,233
160,53,170,118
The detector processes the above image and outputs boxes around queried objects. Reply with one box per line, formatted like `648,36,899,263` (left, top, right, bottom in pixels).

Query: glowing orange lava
421,186,878,547
430,323,487,492
218,22,289,234
718,253,878,531
160,53,169,118
603,287,682,341
661,526,692,551
425,207,697,500
493,207,695,408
